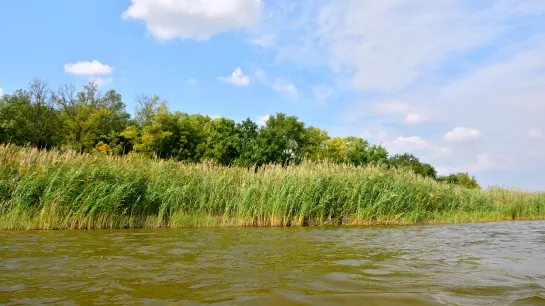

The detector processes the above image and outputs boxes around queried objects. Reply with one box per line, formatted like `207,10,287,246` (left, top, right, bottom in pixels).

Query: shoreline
2,146,544,232
2,215,545,231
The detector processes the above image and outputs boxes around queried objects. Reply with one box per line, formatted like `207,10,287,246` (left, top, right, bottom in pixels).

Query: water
1,221,545,305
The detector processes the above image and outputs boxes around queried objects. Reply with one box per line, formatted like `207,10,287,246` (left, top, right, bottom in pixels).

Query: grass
0,144,544,230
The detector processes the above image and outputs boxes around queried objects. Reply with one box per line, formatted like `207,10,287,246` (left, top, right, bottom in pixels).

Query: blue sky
0,0,544,190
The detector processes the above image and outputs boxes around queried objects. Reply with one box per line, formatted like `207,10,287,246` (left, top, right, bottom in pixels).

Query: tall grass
0,144,544,230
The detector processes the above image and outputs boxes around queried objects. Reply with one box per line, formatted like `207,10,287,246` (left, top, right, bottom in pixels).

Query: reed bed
0,144,544,230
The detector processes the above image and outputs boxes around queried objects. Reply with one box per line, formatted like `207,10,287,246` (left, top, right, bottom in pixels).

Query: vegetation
1,79,476,187
0,145,544,230
2,79,541,230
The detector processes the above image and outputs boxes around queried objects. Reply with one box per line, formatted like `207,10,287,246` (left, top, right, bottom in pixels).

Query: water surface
1,221,545,305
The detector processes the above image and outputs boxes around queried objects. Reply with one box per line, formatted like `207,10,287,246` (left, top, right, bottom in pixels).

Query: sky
0,0,544,190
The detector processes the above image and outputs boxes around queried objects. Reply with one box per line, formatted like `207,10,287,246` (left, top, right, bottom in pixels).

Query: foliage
0,145,543,230
0,79,480,187
437,172,480,189
388,153,438,179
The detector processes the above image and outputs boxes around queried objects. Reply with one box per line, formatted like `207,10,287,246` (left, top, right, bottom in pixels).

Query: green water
1,221,545,305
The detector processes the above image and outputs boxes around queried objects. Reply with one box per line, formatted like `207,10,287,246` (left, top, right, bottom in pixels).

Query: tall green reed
0,144,543,230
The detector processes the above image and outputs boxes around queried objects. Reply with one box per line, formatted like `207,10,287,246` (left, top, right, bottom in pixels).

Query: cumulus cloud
362,100,435,125
444,127,481,143
528,129,543,138
390,136,430,151
530,150,545,157
89,77,112,88
252,69,299,101
313,85,334,103
64,60,113,76
404,113,429,125
218,67,250,86
122,0,263,40
382,135,452,162
249,34,276,47
205,114,221,119
271,78,297,94
256,115,270,126
306,1,545,93
360,130,372,139
260,0,545,188
461,154,514,173
270,78,298,102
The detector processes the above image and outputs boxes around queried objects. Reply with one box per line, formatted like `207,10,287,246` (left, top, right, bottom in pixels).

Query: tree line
0,79,479,189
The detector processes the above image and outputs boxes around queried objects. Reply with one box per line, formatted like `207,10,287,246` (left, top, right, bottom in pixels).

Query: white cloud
0,88,3,97
313,85,334,103
302,1,544,93
366,100,435,125
219,67,250,86
462,154,514,173
252,69,299,101
360,130,372,139
444,127,481,143
271,78,298,101
530,150,545,157
404,113,429,125
64,60,113,76
249,34,276,47
528,129,543,138
271,78,297,94
254,68,267,80
186,78,198,85
89,77,112,88
122,0,263,40
258,0,545,188
205,114,221,119
390,136,431,151
256,115,270,126
383,135,452,161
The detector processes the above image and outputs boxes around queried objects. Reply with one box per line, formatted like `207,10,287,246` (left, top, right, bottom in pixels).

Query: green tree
0,77,481,188
54,82,129,153
233,118,260,166
302,126,330,161
438,172,480,189
256,113,307,165
175,113,210,162
122,96,174,157
202,117,238,165
321,136,387,167
366,144,389,166
0,79,62,148
389,153,437,179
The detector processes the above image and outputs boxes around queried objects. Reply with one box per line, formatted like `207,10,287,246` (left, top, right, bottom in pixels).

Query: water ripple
1,221,545,305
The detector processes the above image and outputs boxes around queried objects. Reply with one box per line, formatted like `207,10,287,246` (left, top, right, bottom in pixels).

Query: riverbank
1,145,544,230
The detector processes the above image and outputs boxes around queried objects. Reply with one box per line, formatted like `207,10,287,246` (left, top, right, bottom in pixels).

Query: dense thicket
0,79,478,188
1,146,543,230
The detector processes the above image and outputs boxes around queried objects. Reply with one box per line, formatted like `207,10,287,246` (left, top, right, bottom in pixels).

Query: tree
0,77,481,188
54,82,130,153
122,96,174,157
438,172,480,189
255,113,307,165
366,144,389,166
321,136,387,167
202,117,238,165
388,153,437,179
175,113,210,162
233,118,260,166
28,79,62,148
0,91,33,145
302,126,330,161
0,79,62,148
